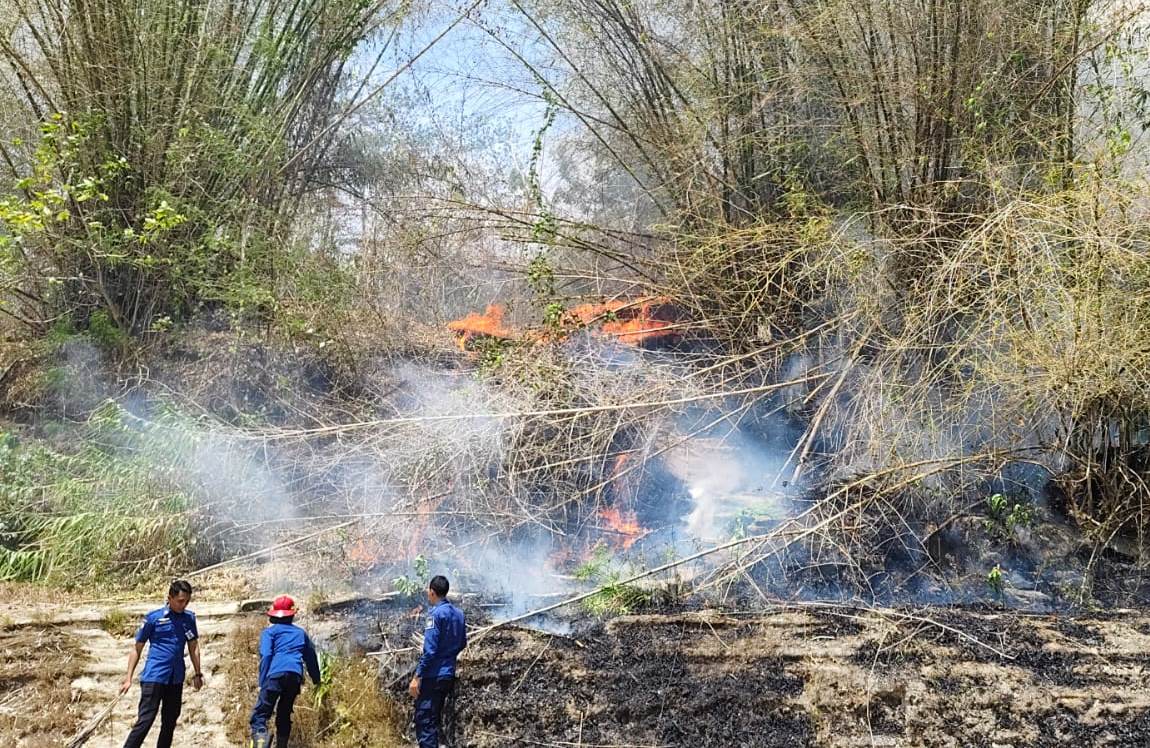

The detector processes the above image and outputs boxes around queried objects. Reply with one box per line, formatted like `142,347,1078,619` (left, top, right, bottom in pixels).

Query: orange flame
446,297,682,351
446,304,519,350
404,493,449,559
599,506,644,549
566,297,680,346
346,535,387,571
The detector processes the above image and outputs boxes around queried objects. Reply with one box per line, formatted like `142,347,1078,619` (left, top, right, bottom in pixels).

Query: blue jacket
258,620,321,687
136,607,198,685
416,600,466,680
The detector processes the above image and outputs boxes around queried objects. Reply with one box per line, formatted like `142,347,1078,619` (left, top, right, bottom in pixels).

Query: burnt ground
7,592,1150,747
360,605,1150,748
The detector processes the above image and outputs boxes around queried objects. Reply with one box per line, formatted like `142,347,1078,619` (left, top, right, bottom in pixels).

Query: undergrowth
0,404,209,585
223,616,406,747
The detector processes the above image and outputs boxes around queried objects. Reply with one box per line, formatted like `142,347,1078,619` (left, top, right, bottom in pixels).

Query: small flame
346,535,386,571
599,506,644,549
446,297,682,351
404,493,449,558
567,298,680,345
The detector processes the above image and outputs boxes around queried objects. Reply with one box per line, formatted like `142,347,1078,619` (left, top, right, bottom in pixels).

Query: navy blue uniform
123,606,198,748
415,600,467,748
250,619,321,748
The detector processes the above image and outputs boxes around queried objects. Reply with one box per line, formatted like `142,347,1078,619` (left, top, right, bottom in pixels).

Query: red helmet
267,595,298,618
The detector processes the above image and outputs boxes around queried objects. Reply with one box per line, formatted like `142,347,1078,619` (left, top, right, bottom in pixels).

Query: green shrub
0,418,200,586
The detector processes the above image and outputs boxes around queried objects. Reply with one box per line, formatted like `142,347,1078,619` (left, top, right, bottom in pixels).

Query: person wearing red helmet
248,595,322,748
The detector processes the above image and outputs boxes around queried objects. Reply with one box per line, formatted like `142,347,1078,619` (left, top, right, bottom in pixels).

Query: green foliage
313,651,338,708
574,543,651,615
527,251,556,298
86,310,129,351
986,563,1006,597
0,0,392,339
474,336,515,375
527,251,565,331
391,554,429,597
728,507,777,540
984,493,1034,540
527,84,559,243
0,423,198,585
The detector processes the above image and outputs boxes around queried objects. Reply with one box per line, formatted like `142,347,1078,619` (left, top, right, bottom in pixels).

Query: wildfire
566,297,680,346
404,492,449,559
345,535,387,571
446,304,519,350
599,505,645,549
446,297,683,351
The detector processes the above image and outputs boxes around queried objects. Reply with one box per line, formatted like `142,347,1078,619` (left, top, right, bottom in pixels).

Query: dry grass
221,616,405,748
0,627,90,745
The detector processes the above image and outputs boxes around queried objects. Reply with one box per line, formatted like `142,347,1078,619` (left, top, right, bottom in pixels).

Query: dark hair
168,579,193,597
429,575,449,597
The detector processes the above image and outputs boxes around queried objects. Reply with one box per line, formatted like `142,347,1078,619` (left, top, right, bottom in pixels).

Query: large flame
446,304,519,350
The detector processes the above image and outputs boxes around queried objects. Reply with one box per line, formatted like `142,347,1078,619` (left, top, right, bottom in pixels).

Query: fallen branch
254,372,834,439
65,692,123,748
775,600,1017,661
472,732,671,748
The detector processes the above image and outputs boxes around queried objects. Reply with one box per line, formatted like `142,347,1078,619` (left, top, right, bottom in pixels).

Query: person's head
427,575,449,604
167,579,193,613
267,595,297,623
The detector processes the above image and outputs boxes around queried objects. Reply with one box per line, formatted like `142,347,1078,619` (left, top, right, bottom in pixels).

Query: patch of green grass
574,543,653,616
100,607,136,638
0,406,204,587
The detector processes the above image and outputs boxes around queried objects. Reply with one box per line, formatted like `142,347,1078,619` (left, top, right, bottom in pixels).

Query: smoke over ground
28,269,1150,613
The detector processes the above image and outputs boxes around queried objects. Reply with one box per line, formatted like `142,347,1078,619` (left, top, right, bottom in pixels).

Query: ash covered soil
385,606,1150,748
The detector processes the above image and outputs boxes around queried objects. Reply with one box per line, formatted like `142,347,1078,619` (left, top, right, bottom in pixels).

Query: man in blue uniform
249,595,323,748
408,575,467,748
119,579,203,748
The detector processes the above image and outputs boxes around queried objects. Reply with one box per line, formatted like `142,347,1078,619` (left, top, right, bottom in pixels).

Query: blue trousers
123,682,182,748
414,677,456,748
250,672,302,747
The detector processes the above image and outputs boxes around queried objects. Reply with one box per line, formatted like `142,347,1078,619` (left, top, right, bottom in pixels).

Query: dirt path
0,600,246,748
69,613,235,748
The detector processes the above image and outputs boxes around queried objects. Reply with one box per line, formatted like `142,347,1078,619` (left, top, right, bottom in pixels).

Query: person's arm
120,615,154,694
258,629,273,688
188,640,204,691
409,614,441,698
303,634,322,685
120,642,146,694
188,614,203,690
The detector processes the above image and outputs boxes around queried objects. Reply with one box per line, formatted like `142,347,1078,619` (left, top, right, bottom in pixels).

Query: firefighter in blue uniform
249,595,322,748
119,579,203,748
408,575,467,748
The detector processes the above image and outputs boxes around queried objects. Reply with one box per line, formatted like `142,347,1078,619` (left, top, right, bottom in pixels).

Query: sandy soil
69,614,236,748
